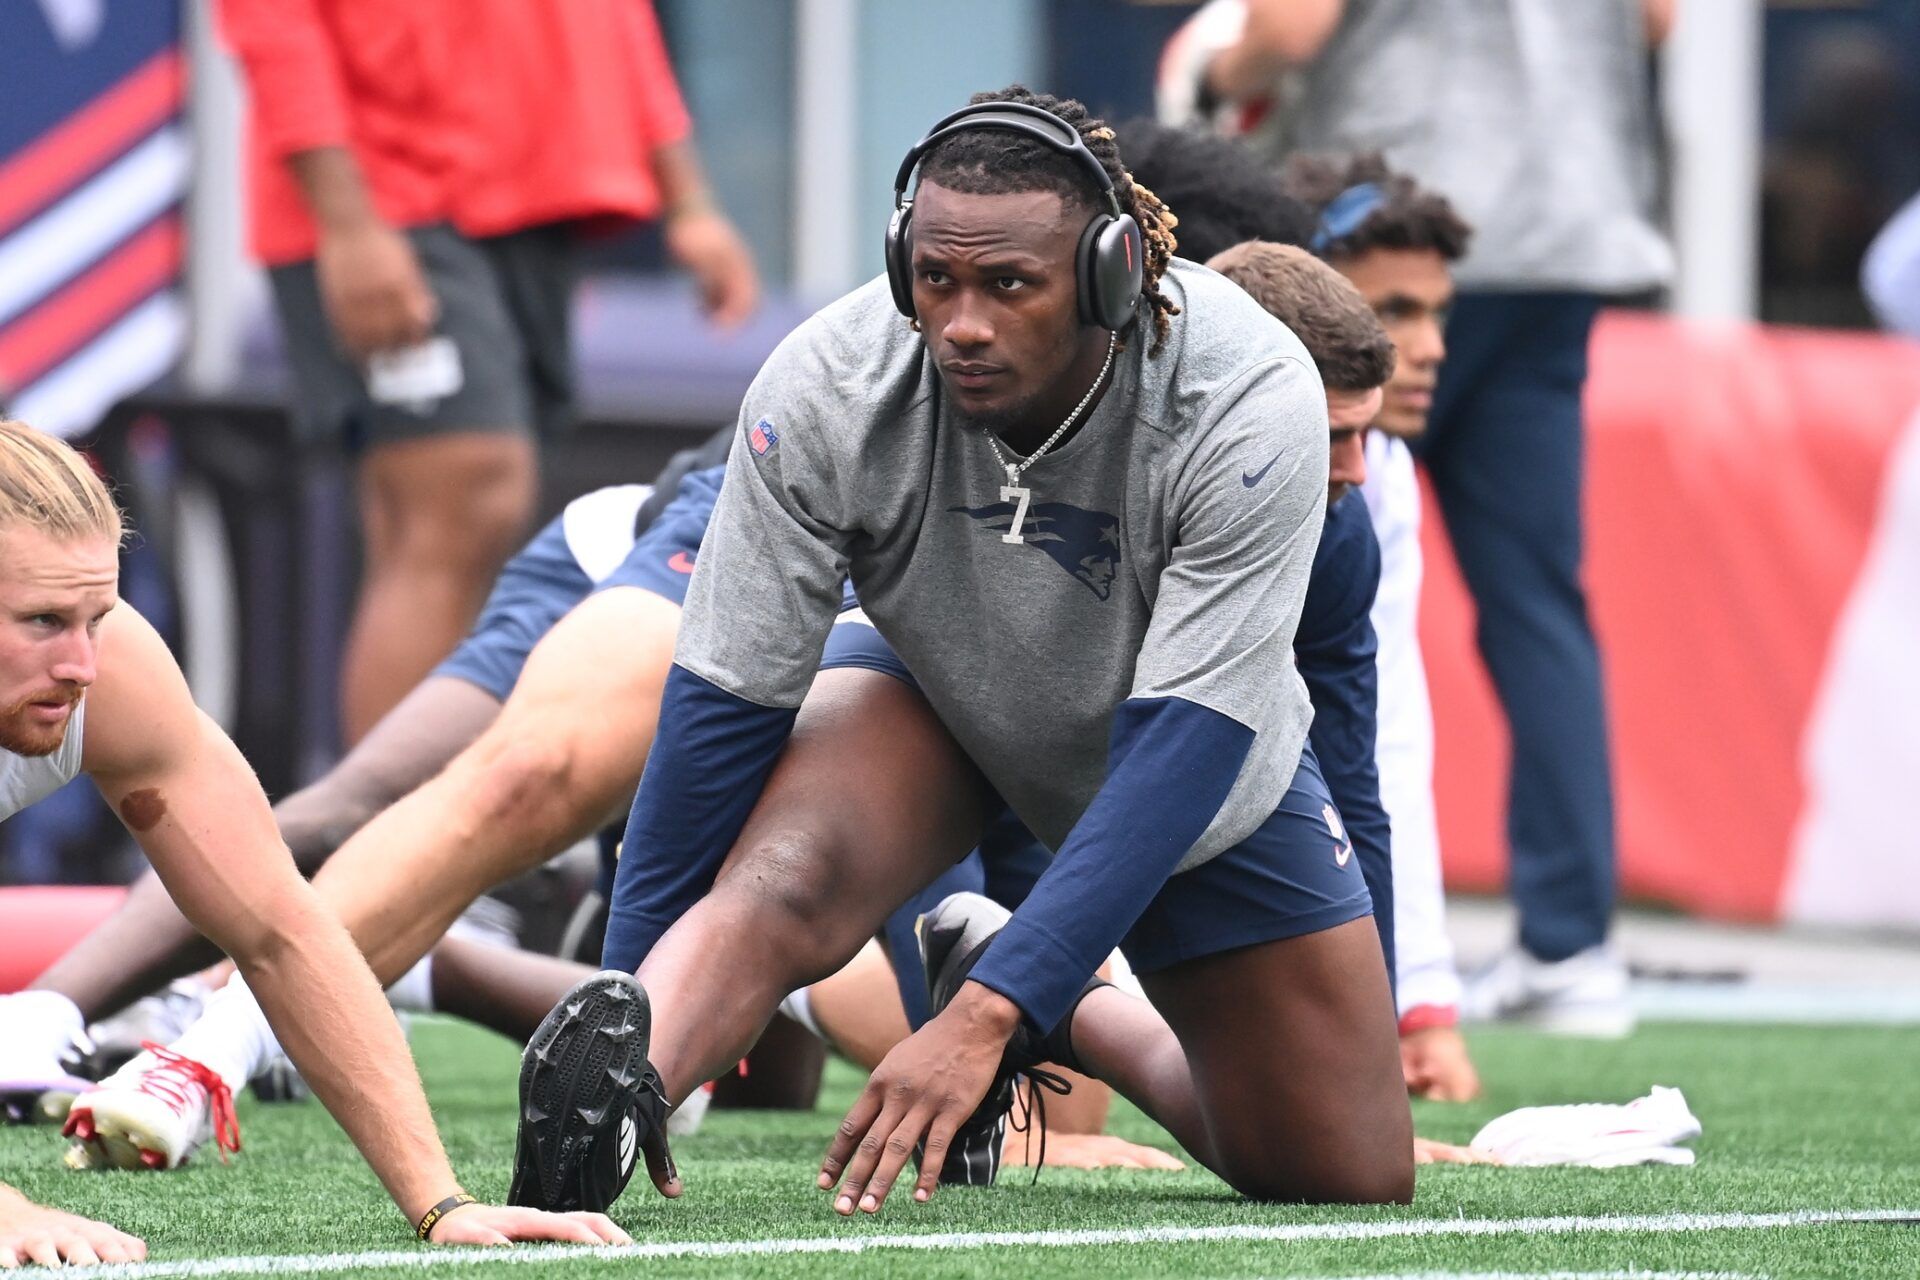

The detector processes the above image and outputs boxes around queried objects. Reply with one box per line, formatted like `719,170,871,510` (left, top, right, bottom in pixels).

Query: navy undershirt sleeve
967,695,1255,1032
601,663,797,974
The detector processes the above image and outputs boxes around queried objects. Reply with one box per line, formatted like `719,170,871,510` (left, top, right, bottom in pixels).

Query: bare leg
710,1015,827,1112
342,433,536,743
312,587,677,983
28,677,499,1020
1069,920,1414,1203
807,941,910,1070
638,670,992,1105
1057,985,1210,1157
430,936,592,1040
277,677,503,868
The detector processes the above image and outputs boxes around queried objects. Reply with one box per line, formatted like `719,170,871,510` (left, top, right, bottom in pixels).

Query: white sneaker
63,1045,240,1170
86,979,213,1076
0,991,95,1123
1461,944,1636,1038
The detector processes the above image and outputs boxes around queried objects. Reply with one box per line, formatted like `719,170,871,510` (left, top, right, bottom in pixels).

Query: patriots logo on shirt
750,419,779,456
951,500,1121,600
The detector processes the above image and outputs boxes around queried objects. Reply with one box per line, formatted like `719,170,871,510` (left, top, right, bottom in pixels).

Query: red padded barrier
1423,312,1920,920
0,886,127,993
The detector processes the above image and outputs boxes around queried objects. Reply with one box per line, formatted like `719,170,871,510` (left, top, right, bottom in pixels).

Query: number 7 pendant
1000,484,1032,544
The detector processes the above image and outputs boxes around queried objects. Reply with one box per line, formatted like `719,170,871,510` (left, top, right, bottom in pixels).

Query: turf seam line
61,1207,1918,1278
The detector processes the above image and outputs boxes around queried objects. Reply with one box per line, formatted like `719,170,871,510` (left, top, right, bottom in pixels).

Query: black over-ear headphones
885,101,1145,333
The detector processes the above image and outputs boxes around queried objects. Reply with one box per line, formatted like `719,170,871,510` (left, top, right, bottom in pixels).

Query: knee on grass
1217,1144,1415,1206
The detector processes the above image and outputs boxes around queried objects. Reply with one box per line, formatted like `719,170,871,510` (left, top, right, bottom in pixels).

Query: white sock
777,987,824,1040
164,978,280,1094
385,955,435,1013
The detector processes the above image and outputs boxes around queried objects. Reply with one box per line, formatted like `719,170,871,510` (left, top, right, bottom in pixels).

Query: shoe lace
1007,1065,1073,1185
138,1042,242,1161
638,1067,678,1185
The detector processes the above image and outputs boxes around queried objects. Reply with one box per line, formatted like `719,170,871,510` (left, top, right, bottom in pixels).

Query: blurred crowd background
2,0,1917,944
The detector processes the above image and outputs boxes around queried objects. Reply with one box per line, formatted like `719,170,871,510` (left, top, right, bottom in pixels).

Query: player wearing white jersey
1278,150,1483,1097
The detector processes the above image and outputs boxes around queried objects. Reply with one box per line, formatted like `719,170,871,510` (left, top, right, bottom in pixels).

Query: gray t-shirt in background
677,260,1330,872
1277,0,1673,295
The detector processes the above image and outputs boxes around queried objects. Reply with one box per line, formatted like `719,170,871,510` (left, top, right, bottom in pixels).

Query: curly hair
1279,151,1473,263
917,85,1180,355
1112,118,1316,263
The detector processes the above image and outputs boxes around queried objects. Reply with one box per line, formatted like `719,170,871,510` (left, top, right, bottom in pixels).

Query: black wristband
415,1192,477,1240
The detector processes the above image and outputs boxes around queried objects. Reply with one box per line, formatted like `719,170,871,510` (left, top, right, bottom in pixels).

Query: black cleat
918,892,1103,1187
508,971,672,1212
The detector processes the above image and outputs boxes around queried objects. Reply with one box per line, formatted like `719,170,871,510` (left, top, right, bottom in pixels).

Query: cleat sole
508,971,651,1213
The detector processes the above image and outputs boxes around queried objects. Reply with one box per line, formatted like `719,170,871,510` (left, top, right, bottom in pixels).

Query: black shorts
268,222,578,451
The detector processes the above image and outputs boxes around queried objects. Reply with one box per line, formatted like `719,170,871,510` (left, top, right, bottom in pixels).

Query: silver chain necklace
984,334,1116,544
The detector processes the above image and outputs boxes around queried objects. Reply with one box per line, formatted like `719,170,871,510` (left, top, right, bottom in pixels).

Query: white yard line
54,1208,1915,1278
1242,1273,1765,1280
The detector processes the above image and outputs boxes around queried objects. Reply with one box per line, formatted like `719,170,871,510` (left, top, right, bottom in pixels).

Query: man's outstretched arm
25,674,499,1024
79,607,624,1247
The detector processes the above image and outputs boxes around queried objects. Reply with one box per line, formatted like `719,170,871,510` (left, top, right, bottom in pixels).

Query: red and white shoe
62,1043,240,1171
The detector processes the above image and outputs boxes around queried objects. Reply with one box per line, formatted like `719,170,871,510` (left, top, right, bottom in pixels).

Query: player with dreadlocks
508,85,1413,1216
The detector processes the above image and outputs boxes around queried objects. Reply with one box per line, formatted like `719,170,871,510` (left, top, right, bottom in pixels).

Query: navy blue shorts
433,469,721,700
816,611,917,687
1120,743,1373,976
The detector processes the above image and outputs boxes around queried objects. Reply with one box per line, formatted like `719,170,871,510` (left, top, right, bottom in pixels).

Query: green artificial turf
3,1019,1916,1277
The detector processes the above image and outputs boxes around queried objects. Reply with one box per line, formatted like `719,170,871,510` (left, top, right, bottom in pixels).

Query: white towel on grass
1469,1086,1702,1167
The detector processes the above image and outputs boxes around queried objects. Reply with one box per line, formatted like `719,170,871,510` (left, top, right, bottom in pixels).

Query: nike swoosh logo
1335,843,1353,868
1242,454,1282,487
667,551,697,574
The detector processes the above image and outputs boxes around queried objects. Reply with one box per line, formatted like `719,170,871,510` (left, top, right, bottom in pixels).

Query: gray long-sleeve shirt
677,260,1330,872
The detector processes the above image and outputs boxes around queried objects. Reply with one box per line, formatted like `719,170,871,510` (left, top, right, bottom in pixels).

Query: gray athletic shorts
268,222,579,452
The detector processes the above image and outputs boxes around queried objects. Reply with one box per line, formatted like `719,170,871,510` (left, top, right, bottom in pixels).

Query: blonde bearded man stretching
0,420,625,1250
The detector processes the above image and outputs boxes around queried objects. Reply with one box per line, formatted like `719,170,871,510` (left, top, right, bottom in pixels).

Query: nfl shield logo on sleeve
750,419,779,456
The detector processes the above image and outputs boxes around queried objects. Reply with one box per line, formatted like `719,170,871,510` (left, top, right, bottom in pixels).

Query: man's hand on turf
0,1184,146,1269
819,980,1021,1214
425,1203,631,1248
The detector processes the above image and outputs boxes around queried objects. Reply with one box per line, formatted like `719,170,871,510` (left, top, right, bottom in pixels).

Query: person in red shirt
219,0,759,743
